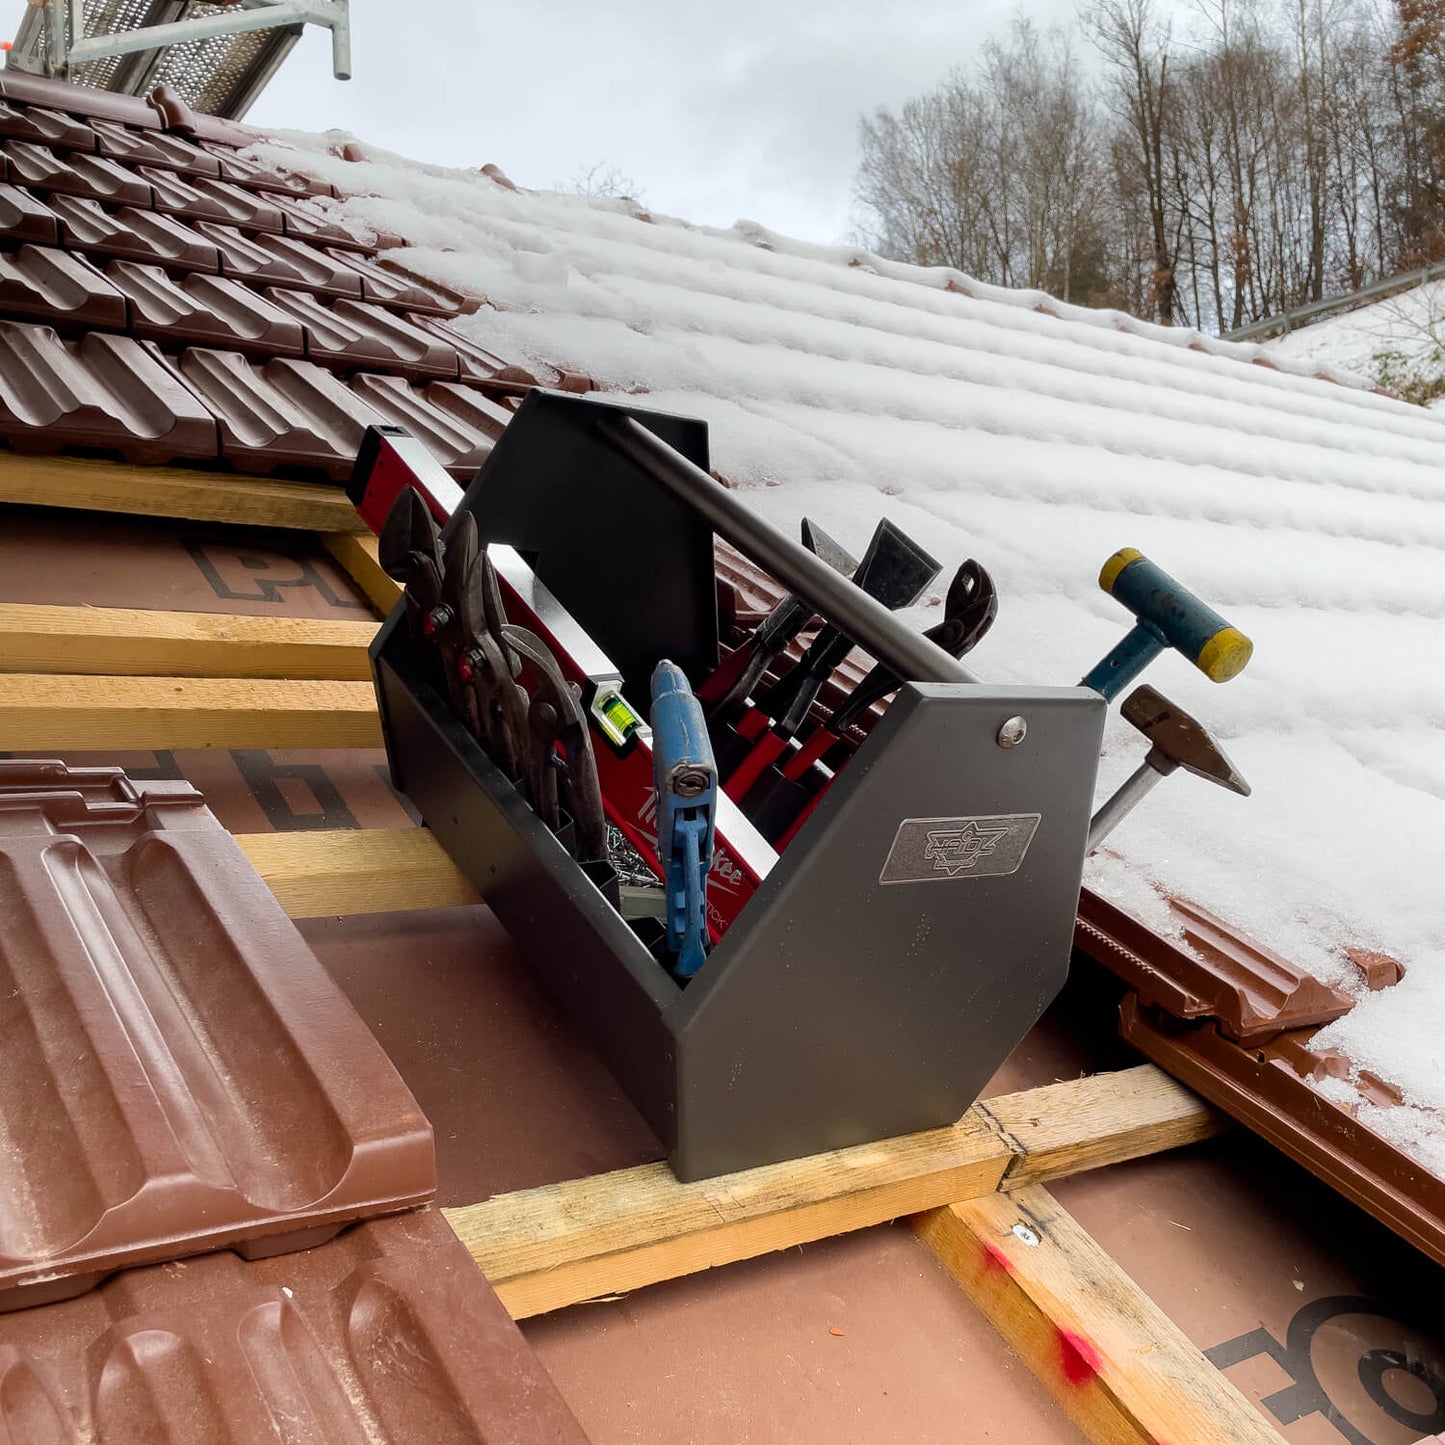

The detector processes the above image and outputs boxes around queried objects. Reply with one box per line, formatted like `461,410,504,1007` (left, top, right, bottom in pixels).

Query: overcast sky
232,0,1077,244
4,0,1082,242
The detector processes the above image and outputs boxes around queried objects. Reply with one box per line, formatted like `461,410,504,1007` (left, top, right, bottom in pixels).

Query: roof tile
333,249,466,316
89,117,222,176
0,181,59,245
4,142,151,207
349,371,498,477
0,761,434,1307
0,244,128,330
51,194,221,273
0,99,96,152
274,191,373,251
0,1209,587,1443
108,261,305,357
199,142,311,195
177,348,384,476
199,222,364,296
0,322,217,462
0,69,165,130
265,289,459,377
415,313,540,389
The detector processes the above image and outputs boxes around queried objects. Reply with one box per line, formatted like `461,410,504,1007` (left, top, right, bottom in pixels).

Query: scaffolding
5,0,350,119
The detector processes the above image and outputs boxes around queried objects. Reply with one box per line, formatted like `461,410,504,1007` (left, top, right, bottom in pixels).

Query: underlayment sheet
4,508,1445,1442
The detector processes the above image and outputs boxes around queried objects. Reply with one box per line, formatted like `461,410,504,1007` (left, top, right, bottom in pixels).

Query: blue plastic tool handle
1080,549,1252,702
650,660,717,979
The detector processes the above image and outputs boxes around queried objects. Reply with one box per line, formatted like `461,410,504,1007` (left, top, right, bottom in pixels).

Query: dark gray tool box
370,390,1106,1181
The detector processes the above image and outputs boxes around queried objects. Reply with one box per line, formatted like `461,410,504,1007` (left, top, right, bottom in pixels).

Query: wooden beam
0,604,376,680
321,532,401,616
443,1066,1220,1320
234,826,470,915
0,453,365,533
914,1185,1285,1444
0,674,381,749
237,828,479,918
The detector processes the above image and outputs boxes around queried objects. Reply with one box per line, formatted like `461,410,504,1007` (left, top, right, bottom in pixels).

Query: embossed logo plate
879,813,1041,884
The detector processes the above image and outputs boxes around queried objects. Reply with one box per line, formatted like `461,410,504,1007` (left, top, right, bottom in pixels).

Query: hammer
1087,685,1250,851
1082,549,1253,701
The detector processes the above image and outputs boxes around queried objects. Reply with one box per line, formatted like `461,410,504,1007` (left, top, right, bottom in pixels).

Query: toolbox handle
600,414,980,687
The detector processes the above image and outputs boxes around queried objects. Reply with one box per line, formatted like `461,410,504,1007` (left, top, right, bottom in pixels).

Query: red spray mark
981,1243,1013,1275
1056,1327,1102,1386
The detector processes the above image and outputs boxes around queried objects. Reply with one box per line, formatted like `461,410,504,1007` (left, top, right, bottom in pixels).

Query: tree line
853,0,1445,331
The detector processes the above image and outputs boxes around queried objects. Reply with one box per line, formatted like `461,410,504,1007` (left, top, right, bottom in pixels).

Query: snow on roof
252,130,1445,1123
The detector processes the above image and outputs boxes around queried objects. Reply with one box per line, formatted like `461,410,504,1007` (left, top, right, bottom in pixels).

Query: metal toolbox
370,390,1106,1180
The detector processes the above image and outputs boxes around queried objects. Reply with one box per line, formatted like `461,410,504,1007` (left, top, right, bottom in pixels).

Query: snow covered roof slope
252,131,1445,1117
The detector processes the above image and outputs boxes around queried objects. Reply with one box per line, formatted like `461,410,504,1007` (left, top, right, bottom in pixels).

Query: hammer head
1121,684,1251,796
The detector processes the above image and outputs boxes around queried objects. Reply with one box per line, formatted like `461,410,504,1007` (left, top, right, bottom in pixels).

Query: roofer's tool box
350,390,1251,1181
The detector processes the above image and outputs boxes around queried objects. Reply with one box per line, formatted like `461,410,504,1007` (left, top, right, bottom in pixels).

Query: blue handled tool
1081,548,1253,701
650,660,717,979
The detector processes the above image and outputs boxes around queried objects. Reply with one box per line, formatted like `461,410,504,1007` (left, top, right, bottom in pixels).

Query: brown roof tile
199,141,312,195
4,141,152,207
423,374,517,437
334,248,467,316
199,221,364,295
177,348,383,476
1076,891,1354,1042
51,194,221,272
274,190,374,251
265,289,459,377
88,117,220,176
143,169,286,233
0,321,217,462
0,99,96,152
0,1209,587,1442
0,244,128,330
0,69,166,130
0,760,435,1307
0,180,59,245
108,260,305,356
349,370,499,476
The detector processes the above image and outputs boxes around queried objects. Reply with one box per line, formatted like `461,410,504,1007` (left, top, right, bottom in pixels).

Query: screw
1012,1223,1041,1247
673,768,711,798
997,716,1028,748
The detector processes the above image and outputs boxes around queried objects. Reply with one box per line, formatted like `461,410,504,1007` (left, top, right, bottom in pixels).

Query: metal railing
1223,260,1445,342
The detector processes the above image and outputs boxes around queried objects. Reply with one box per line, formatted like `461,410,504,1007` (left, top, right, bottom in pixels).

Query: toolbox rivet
996,716,1028,749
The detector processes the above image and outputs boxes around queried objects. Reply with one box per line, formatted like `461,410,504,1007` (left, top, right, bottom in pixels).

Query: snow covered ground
250,132,1445,1135
1270,276,1445,404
